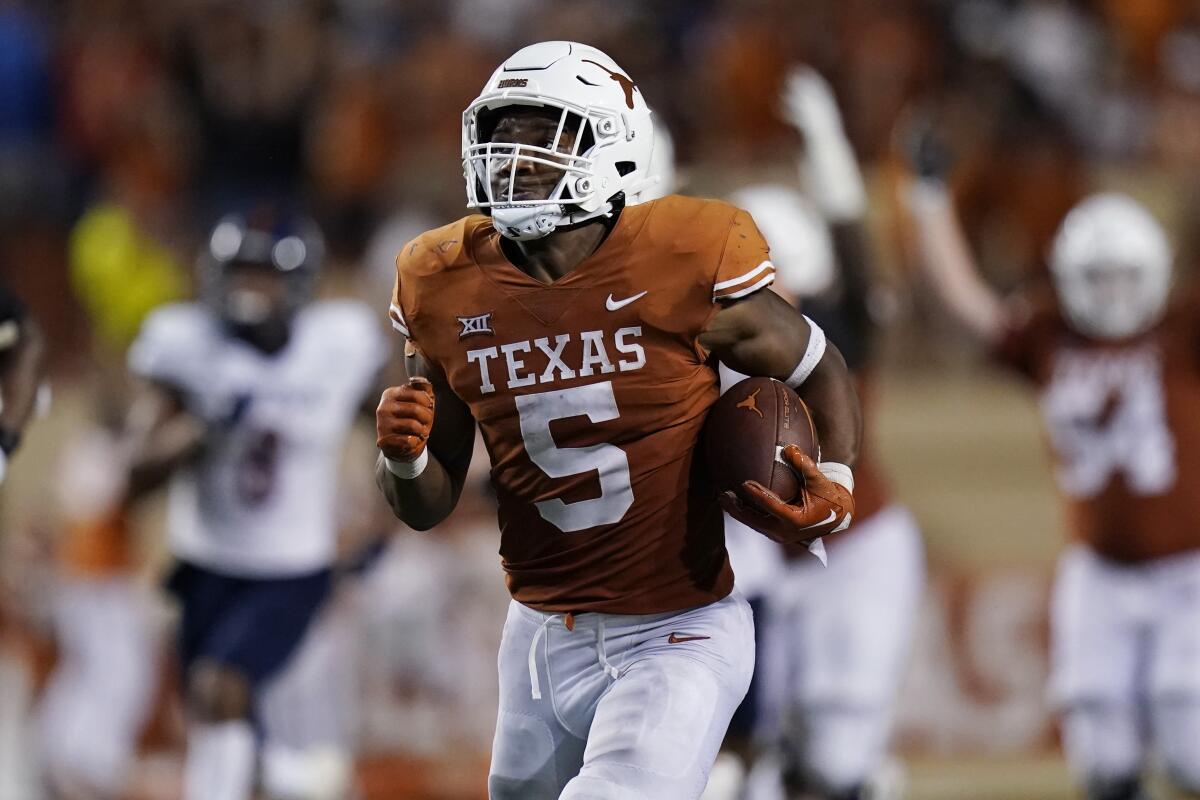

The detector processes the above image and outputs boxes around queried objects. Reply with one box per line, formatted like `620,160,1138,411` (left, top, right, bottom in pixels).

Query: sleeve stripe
388,303,410,336
713,260,773,291
717,272,775,301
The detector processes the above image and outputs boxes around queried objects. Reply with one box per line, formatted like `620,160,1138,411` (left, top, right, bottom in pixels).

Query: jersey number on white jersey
237,429,280,506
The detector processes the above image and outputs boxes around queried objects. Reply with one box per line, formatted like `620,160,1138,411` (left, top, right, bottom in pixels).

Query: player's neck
505,215,614,284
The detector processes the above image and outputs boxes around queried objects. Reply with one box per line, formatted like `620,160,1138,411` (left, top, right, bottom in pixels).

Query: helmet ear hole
615,161,636,177
575,118,595,154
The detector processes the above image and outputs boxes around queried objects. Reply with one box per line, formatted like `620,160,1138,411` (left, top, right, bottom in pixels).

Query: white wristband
384,448,428,480
784,316,827,389
817,461,854,494
818,461,853,533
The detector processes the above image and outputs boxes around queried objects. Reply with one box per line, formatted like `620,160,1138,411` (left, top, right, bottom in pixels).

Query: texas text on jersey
997,292,1200,563
391,194,777,613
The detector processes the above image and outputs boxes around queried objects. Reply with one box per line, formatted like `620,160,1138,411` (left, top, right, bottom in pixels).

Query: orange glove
720,444,854,544
376,377,435,472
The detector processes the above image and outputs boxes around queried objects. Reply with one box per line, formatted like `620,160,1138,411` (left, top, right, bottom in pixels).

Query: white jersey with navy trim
128,301,386,576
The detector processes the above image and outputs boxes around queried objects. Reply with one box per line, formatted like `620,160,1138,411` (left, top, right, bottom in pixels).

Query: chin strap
492,195,623,241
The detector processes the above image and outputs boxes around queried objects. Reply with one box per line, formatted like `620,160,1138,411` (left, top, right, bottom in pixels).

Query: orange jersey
997,295,1200,562
391,196,777,613
59,508,135,576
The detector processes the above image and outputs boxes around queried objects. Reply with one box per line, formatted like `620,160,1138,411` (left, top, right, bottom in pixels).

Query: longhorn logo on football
737,388,764,418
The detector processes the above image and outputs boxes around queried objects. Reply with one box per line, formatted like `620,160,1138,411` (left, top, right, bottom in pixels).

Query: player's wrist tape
818,461,853,533
384,448,428,480
817,461,854,494
784,316,827,389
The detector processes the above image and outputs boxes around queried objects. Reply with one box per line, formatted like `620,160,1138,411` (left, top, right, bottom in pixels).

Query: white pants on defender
1050,544,1200,792
754,505,923,793
489,591,756,800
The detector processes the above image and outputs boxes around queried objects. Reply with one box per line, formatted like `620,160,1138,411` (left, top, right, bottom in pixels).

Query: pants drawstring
527,614,560,701
529,613,618,702
596,618,620,682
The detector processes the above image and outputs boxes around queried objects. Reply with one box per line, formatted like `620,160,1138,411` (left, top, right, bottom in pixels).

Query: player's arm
902,122,1007,345
700,289,860,539
783,65,877,367
0,314,46,465
702,290,860,465
121,380,206,502
374,346,475,531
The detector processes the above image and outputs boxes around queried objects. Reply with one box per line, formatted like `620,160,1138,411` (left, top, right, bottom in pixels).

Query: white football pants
488,590,755,800
1051,544,1200,792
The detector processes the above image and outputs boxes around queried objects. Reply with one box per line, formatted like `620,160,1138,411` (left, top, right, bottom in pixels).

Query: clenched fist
720,445,854,544
376,377,436,463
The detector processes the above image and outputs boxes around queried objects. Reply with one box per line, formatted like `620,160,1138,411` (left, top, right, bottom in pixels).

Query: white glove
780,66,866,222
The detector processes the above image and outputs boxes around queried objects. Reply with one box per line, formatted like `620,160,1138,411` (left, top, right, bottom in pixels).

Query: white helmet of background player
1050,192,1172,340
462,41,655,240
728,183,835,297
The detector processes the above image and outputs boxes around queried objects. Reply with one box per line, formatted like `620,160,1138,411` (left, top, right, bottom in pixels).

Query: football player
906,134,1200,799
120,210,387,800
0,278,45,485
37,423,160,800
727,69,923,800
685,69,921,800
375,42,862,799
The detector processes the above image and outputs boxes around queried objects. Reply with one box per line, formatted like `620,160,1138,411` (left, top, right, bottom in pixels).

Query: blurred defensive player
375,41,861,799
907,134,1200,799
122,211,386,800
736,68,922,800
687,68,922,800
0,277,45,485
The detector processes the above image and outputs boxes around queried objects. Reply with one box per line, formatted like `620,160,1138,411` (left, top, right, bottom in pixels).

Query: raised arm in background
901,121,1008,345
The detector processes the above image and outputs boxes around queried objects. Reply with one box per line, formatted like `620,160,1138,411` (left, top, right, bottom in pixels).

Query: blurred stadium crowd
2,0,1200,798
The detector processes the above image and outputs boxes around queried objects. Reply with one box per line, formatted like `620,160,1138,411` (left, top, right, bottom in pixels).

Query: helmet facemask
1055,259,1170,340
464,101,628,240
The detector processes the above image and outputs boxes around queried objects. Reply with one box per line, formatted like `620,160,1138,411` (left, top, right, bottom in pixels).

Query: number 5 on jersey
515,381,634,532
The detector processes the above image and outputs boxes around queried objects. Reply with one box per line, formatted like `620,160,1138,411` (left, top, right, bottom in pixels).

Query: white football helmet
727,183,835,297
627,116,676,204
462,41,655,240
1050,192,1172,340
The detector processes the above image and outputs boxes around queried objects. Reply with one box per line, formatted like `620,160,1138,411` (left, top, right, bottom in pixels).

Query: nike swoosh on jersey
799,509,838,530
605,291,648,311
667,633,711,644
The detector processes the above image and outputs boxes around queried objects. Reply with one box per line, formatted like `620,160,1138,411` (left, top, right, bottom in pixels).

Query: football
703,376,819,504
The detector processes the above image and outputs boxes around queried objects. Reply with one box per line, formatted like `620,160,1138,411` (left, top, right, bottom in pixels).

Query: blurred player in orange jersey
905,127,1200,800
376,41,862,800
36,421,161,800
681,68,922,800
